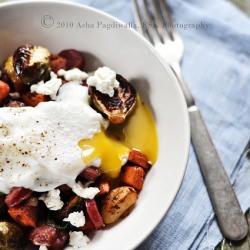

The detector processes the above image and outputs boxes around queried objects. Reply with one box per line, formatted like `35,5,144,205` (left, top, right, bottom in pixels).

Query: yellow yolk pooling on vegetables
79,132,130,178
122,96,158,164
79,96,158,178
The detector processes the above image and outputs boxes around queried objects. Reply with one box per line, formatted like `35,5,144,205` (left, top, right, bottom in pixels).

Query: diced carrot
120,165,145,191
128,150,150,169
21,92,48,107
0,80,10,100
8,204,38,227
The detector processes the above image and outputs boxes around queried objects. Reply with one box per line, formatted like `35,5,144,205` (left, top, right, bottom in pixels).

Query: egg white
0,82,105,193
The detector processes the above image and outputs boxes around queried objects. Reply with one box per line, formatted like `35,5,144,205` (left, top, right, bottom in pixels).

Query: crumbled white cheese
58,68,88,81
69,231,90,249
87,66,119,97
39,188,64,210
63,211,85,227
39,246,48,250
31,72,62,100
72,181,99,199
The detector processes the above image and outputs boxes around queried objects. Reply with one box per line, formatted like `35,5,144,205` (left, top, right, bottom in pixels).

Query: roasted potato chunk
101,186,138,224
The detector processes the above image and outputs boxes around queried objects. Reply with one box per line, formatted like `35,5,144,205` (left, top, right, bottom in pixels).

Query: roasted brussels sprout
4,56,24,93
0,221,25,249
89,74,137,124
12,44,50,85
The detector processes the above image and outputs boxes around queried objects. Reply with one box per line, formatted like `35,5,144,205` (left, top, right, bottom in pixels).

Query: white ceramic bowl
0,1,190,249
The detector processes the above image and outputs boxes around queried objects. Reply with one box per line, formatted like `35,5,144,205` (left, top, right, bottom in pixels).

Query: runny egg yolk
79,132,129,178
79,96,158,178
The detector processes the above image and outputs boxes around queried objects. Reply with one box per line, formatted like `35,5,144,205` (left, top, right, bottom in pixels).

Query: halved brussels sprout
4,56,24,93
89,74,137,124
12,44,50,85
0,221,25,249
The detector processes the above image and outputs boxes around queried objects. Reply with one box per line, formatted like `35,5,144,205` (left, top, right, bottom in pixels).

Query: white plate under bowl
0,1,190,249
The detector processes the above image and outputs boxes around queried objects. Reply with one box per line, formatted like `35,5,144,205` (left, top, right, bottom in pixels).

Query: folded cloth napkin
61,0,250,249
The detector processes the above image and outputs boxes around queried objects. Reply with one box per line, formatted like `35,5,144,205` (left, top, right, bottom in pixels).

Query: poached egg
0,82,104,193
0,75,158,194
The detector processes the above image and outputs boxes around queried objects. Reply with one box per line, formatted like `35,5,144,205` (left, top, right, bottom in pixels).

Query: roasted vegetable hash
0,45,154,249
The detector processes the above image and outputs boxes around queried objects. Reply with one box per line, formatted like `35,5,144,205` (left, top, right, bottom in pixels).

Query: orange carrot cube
120,165,145,191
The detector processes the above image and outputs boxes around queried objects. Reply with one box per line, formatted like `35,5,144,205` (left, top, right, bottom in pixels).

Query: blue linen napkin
70,0,250,249
61,0,250,249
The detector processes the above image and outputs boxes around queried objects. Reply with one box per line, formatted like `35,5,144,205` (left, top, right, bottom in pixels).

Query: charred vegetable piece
58,184,71,192
29,224,69,249
96,178,111,196
50,54,67,73
89,74,137,124
56,195,83,220
13,44,50,85
4,56,24,93
79,214,95,233
49,230,69,249
59,49,85,70
85,199,104,230
0,221,25,249
79,166,102,181
101,186,138,224
0,193,7,218
5,187,32,208
26,196,39,207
